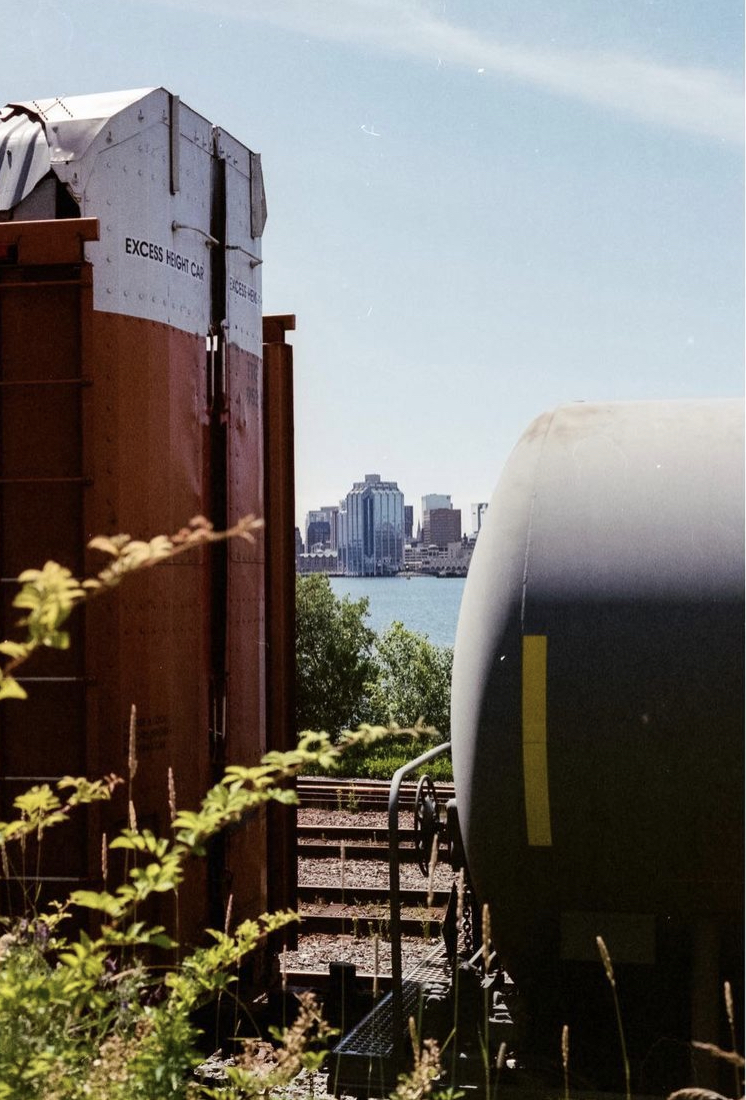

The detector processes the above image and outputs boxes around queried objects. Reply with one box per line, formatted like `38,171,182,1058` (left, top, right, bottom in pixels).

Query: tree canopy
295,576,452,741
295,575,377,735
367,621,452,737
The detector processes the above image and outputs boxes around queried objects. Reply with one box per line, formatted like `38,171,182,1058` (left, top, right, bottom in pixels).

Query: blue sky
2,1,743,528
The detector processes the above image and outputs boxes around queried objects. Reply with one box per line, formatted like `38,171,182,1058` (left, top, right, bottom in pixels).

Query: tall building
421,492,458,548
305,505,340,551
404,505,414,542
425,507,462,548
471,502,489,535
319,504,340,550
422,493,451,514
306,519,329,551
343,473,405,576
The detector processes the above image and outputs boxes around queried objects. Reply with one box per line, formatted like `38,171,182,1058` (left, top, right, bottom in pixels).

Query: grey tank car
451,398,744,1092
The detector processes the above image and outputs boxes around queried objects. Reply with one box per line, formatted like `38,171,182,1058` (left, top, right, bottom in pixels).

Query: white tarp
0,110,51,211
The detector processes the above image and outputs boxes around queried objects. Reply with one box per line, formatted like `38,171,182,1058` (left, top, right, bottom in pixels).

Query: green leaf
69,889,126,918
0,676,27,701
87,536,122,556
13,785,61,815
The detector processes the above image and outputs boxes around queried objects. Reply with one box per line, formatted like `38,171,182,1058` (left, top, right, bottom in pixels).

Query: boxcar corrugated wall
0,88,296,947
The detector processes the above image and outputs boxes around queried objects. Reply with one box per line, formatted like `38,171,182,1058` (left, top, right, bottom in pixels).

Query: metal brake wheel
413,773,440,875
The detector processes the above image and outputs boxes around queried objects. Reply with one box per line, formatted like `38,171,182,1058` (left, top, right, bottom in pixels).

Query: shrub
295,575,377,735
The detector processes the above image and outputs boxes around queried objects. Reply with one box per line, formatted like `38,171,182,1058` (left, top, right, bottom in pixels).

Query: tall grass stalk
493,1040,507,1100
1,842,10,917
167,766,180,958
445,868,466,1093
426,837,438,909
562,1024,570,1100
597,935,630,1100
212,891,235,1049
125,704,138,907
482,903,492,1100
724,980,741,1099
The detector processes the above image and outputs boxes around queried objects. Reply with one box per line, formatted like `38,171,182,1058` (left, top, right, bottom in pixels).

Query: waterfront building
421,493,457,547
297,549,340,575
403,542,422,572
404,504,414,542
319,504,340,550
422,493,451,516
424,507,462,548
343,473,405,576
424,495,453,536
306,518,330,551
305,505,341,552
337,503,348,571
305,510,326,550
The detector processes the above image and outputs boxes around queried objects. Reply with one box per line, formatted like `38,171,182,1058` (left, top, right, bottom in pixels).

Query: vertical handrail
388,741,451,1065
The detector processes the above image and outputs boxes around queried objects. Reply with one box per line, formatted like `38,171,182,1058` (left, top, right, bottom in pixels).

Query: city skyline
299,471,481,576
302,477,488,546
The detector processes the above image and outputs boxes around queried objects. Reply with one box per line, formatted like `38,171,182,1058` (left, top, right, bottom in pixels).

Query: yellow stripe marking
522,634,552,846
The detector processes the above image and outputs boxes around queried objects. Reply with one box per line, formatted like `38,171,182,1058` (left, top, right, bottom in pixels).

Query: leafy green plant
294,579,454,776
0,514,262,702
0,721,394,1098
0,517,459,1097
0,516,379,1097
295,575,378,736
367,622,452,739
332,731,453,781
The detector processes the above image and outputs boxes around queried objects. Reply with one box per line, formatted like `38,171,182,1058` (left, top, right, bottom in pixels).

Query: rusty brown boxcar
0,88,296,945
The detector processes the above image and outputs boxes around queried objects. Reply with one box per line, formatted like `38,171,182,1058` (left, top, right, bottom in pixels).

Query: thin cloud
157,0,743,144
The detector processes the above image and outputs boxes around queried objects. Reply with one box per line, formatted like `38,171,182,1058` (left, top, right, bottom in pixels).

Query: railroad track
298,823,448,862
284,777,456,991
296,775,455,811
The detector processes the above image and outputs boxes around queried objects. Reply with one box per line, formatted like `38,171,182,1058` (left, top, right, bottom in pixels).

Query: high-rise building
425,507,462,548
306,519,330,550
305,505,340,551
342,473,405,576
404,505,414,542
471,502,489,535
319,504,340,550
421,492,458,547
422,493,451,514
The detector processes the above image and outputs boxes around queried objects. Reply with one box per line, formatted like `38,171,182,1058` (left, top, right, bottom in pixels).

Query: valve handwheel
413,773,440,875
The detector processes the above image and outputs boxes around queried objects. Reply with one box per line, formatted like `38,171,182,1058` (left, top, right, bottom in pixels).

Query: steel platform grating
328,944,451,1094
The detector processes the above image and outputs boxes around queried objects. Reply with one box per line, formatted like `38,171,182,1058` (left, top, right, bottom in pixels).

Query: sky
2,1,743,530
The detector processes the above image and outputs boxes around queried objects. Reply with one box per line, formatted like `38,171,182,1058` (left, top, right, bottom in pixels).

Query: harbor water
328,575,466,649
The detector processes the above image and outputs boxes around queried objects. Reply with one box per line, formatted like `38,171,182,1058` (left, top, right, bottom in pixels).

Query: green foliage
0,521,454,1095
295,575,377,734
295,579,453,776
0,514,263,704
0,731,371,1098
0,561,84,700
367,622,453,737
333,738,454,782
